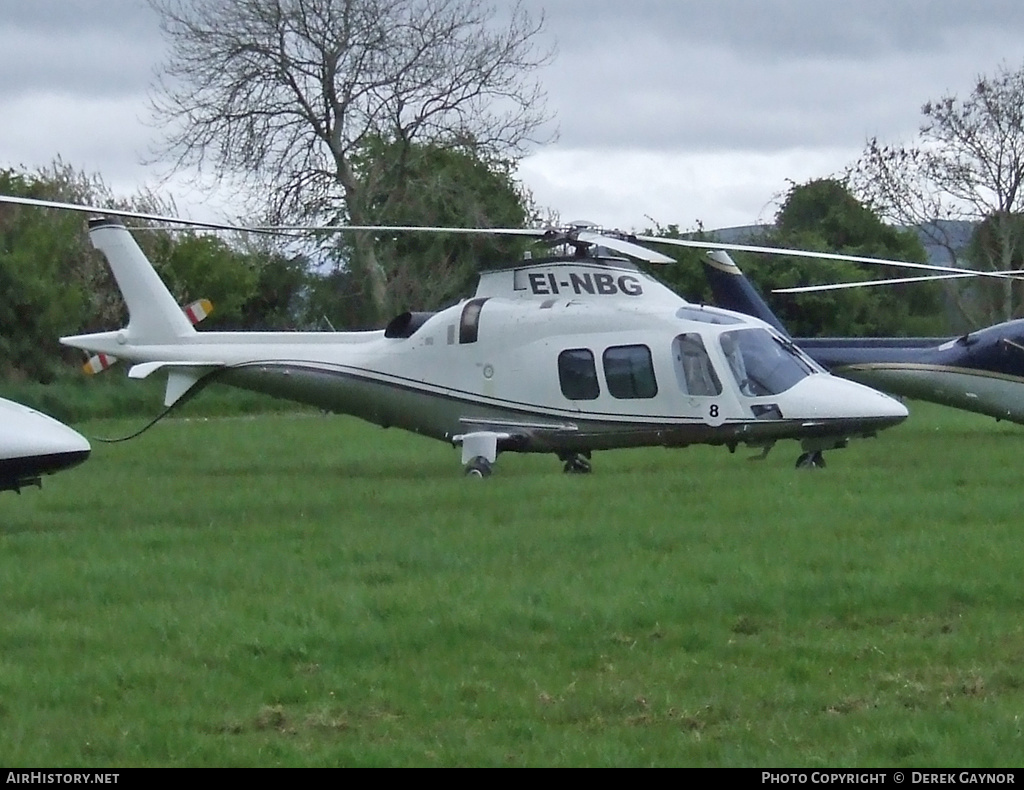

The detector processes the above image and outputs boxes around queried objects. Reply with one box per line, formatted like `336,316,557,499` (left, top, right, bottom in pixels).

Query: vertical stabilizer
88,218,195,342
702,250,791,337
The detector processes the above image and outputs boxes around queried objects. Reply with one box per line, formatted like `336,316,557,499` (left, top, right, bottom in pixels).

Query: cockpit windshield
719,329,817,396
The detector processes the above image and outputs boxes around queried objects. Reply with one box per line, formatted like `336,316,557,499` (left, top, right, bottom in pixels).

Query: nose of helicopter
2,402,92,482
36,421,92,468
783,374,908,429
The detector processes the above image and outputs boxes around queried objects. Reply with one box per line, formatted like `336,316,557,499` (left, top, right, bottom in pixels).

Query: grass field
3,401,1024,767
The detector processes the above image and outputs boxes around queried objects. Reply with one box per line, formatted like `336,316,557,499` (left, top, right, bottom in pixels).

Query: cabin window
718,329,815,396
558,349,600,400
673,334,722,396
459,298,488,344
603,345,658,399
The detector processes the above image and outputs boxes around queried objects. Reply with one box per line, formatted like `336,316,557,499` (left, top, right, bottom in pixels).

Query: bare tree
148,0,553,319
850,61,1024,325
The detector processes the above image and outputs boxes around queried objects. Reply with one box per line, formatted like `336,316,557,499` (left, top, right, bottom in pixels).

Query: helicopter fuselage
61,223,908,470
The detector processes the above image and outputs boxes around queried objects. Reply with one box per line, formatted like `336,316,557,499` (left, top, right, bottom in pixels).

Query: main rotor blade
0,194,272,234
576,230,675,264
636,235,1024,283
253,224,546,236
1,195,679,264
293,226,676,263
264,225,675,262
773,273,978,293
0,195,558,241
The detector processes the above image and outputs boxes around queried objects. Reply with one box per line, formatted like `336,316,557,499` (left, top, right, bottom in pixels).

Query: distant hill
912,220,976,266
705,225,767,244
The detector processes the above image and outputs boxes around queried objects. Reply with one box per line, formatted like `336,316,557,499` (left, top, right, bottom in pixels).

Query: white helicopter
0,396,91,493
0,195,913,474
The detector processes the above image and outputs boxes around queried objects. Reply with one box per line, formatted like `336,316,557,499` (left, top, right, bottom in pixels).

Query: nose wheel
560,452,592,474
795,450,826,470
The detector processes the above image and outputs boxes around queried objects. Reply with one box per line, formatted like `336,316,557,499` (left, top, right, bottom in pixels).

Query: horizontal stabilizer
79,299,214,377
128,361,224,407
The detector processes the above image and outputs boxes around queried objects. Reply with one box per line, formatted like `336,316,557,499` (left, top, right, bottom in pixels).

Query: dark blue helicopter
700,250,1024,426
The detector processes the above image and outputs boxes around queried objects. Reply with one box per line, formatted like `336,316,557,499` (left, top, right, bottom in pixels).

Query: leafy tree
237,245,312,330
640,182,943,337
146,233,261,327
962,212,1024,327
851,61,1024,325
301,267,370,330
115,223,310,333
148,0,553,323
0,165,108,380
750,179,945,337
298,140,533,328
635,220,720,306
351,139,531,311
0,162,311,382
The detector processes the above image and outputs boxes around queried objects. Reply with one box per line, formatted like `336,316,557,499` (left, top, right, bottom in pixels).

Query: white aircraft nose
46,421,93,457
12,412,91,456
1,399,91,485
782,374,908,424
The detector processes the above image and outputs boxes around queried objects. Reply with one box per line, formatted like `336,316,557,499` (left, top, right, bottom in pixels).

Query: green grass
3,401,1024,766
2,376,304,422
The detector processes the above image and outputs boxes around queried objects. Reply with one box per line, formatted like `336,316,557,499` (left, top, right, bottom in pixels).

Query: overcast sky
3,0,1024,231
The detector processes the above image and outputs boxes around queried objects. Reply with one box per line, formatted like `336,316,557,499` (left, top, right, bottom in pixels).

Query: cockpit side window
558,348,600,400
672,334,722,396
720,332,754,396
603,345,658,399
719,329,815,396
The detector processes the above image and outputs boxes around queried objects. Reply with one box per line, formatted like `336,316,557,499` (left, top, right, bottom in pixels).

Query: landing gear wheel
795,450,826,470
561,453,592,474
464,456,493,478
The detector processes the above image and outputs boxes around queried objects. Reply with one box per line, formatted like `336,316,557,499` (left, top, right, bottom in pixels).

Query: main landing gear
464,456,493,478
455,431,506,479
560,451,592,474
464,452,593,478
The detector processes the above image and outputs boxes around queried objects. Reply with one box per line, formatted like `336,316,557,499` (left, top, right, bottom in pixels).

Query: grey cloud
0,0,162,99
524,0,1024,153
0,0,158,34
4,0,1024,227
530,0,1024,61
